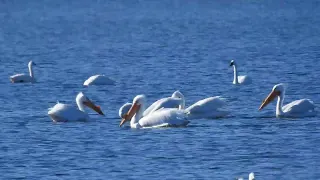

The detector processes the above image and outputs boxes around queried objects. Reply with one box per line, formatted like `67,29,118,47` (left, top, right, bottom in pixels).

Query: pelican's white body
133,108,189,128
48,103,89,122
275,90,316,117
185,96,229,119
10,61,36,83
48,92,90,122
281,99,316,117
83,75,115,86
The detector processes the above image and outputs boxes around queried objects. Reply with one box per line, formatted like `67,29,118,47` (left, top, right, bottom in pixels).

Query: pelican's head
172,90,184,99
119,103,132,118
28,61,36,67
259,83,285,110
172,90,185,109
119,95,146,127
76,92,104,115
229,60,236,66
249,172,255,180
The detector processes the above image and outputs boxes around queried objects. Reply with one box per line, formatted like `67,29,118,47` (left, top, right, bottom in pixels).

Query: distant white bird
119,95,189,128
259,83,316,117
48,92,104,122
230,60,251,84
83,75,115,86
10,61,36,83
237,172,255,180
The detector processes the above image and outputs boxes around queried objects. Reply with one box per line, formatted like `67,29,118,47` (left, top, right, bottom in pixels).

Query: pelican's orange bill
119,103,140,127
83,100,104,115
259,90,280,110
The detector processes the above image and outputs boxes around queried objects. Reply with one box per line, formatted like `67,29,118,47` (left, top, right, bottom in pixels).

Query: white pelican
118,90,183,120
230,60,251,84
184,96,229,119
142,90,185,117
167,91,229,119
83,75,115,86
48,92,104,122
10,61,36,83
238,172,255,180
119,95,189,128
259,83,316,117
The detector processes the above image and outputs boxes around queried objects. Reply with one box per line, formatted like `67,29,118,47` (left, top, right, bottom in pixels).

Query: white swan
238,172,255,180
259,83,316,117
170,91,229,119
10,61,36,83
83,75,115,86
119,95,189,128
48,92,104,122
230,60,251,84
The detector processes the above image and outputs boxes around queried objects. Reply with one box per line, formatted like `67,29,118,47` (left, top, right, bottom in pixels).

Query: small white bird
10,61,36,83
48,92,104,122
230,60,251,85
83,75,115,86
259,83,316,117
237,172,255,180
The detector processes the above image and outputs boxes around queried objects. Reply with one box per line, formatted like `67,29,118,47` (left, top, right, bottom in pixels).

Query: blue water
1,0,320,179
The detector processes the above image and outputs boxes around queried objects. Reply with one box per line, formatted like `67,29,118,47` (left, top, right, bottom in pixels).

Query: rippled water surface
1,0,320,179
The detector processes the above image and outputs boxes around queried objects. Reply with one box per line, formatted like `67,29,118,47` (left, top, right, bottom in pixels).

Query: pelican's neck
76,99,85,112
276,92,285,116
232,65,238,84
28,63,34,78
179,97,186,110
131,103,145,127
